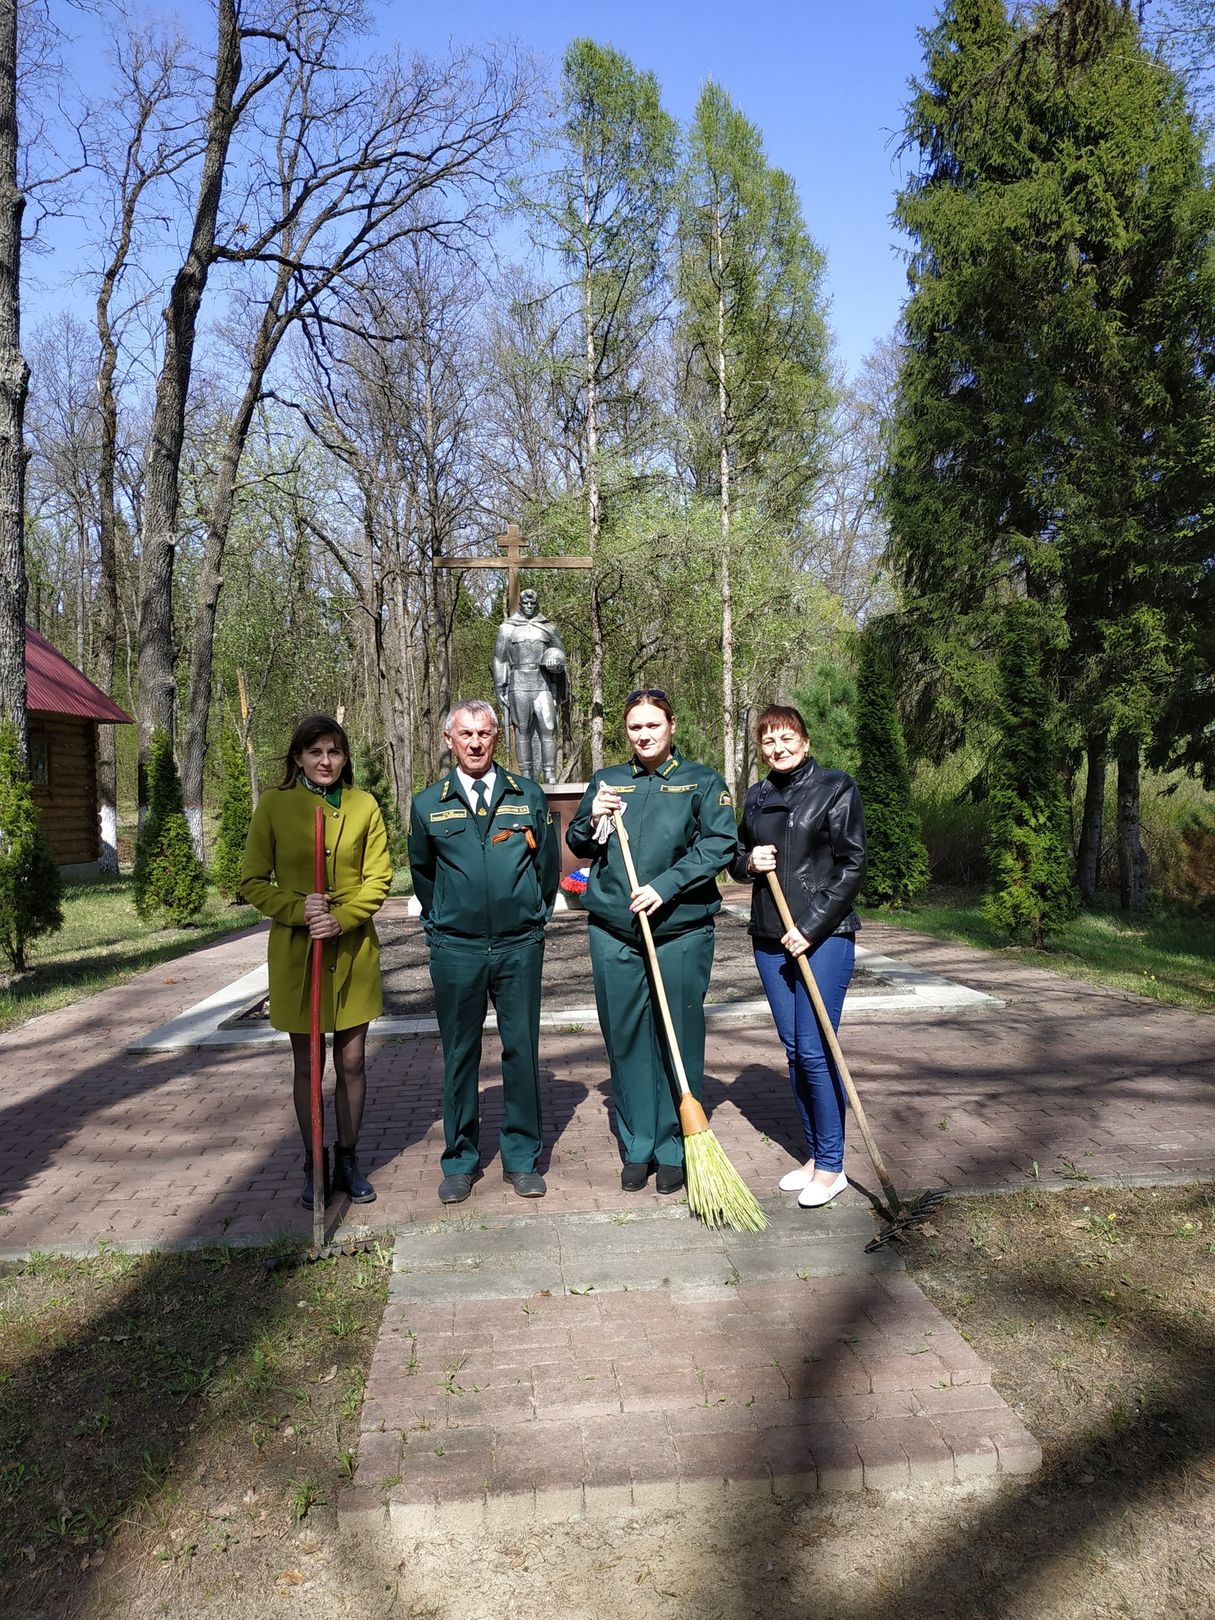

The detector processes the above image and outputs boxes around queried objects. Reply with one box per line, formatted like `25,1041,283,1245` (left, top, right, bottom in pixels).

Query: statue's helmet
542,647,566,672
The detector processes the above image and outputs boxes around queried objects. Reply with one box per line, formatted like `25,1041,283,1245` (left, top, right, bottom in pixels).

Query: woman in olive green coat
240,715,392,1208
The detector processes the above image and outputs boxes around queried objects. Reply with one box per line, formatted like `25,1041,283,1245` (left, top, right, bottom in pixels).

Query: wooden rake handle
764,870,902,1218
612,810,694,1103
309,802,326,1248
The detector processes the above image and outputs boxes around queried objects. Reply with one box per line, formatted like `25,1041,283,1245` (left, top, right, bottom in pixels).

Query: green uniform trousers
588,919,715,1167
429,927,545,1177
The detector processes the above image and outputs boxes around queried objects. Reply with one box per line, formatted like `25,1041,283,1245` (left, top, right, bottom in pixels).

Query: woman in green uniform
240,715,392,1209
567,691,737,1193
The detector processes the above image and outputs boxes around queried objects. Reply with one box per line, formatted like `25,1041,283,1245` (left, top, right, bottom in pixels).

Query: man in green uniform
566,692,737,1191
408,699,560,1204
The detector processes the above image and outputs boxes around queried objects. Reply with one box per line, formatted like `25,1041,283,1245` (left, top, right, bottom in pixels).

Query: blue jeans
753,934,855,1174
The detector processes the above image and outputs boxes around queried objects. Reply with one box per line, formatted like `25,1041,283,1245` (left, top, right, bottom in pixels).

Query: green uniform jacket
408,766,559,938
240,782,392,1033
566,749,737,939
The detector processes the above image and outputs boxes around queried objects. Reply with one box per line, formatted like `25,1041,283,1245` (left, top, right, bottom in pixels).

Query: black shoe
438,1172,474,1205
655,1164,684,1195
333,1145,376,1204
620,1161,650,1192
301,1148,331,1210
503,1169,546,1198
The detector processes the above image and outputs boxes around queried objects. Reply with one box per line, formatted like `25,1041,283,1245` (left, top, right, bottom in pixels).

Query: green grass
0,1241,390,1616
0,874,259,1032
867,884,1215,1011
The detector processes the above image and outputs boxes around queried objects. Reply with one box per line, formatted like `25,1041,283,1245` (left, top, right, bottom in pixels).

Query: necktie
473,780,488,817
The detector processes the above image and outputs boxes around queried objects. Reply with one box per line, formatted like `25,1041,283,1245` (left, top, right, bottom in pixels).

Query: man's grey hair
444,698,499,736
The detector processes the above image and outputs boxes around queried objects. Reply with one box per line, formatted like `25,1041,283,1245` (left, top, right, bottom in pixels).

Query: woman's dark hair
623,687,675,723
279,714,355,789
755,703,809,744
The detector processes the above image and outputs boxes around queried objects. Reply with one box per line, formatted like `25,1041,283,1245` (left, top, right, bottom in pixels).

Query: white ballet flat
798,1171,848,1209
778,1166,815,1193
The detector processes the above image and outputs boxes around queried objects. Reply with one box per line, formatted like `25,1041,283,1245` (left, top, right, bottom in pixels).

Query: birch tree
677,81,831,797
531,40,676,769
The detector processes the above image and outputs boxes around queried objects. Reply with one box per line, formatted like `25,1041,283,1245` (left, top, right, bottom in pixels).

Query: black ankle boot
333,1144,376,1204
301,1147,331,1210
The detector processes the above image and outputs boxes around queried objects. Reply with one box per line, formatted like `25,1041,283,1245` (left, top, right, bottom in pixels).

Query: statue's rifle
499,692,512,768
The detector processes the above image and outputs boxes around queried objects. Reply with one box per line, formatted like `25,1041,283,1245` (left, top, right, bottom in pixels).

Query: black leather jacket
730,758,866,945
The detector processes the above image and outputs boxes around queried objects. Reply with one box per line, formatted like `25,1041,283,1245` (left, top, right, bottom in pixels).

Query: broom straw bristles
685,1128,767,1232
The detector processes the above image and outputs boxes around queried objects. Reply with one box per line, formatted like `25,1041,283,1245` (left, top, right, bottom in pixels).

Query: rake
764,871,944,1249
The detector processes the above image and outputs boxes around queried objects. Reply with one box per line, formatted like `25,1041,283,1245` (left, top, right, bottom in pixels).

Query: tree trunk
1116,743,1149,913
1075,735,1106,904
583,175,604,772
715,200,736,799
0,0,28,756
137,0,244,804
181,289,285,853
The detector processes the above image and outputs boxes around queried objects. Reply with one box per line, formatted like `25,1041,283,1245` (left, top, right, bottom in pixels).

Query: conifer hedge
211,731,253,899
133,731,208,926
855,633,929,907
982,603,1078,945
0,722,64,970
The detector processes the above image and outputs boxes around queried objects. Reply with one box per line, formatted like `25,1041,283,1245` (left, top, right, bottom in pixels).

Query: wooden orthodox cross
434,523,591,615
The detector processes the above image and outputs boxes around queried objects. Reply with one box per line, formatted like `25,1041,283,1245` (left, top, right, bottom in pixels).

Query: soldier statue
492,588,568,783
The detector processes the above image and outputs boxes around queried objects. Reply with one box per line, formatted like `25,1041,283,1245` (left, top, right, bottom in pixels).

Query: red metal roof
25,625,132,723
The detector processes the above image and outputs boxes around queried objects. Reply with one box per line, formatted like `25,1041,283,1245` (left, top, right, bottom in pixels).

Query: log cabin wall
29,712,99,866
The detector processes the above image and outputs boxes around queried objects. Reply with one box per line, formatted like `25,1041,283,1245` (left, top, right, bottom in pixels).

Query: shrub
134,731,208,926
982,604,1078,945
912,754,990,885
855,632,929,907
0,721,64,970
212,730,253,900
1169,806,1215,915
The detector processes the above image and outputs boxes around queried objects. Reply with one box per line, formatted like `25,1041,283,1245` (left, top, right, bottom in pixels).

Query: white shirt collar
456,765,496,802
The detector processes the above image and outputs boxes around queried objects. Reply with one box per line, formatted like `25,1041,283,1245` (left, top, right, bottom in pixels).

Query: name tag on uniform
495,802,533,818
659,782,696,793
429,808,468,822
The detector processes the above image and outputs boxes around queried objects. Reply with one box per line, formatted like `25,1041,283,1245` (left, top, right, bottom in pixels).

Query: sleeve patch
719,790,732,807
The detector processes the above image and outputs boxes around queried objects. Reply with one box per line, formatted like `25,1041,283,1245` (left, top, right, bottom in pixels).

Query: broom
612,810,765,1233
764,869,907,1221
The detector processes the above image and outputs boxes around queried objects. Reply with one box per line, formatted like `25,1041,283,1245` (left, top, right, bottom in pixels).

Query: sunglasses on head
625,687,668,705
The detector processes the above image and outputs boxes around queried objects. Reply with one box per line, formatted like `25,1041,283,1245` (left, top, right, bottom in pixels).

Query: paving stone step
347,1208,1041,1542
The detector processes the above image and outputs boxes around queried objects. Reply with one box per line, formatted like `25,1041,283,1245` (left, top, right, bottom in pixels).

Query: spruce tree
134,730,208,925
855,633,929,908
794,657,858,774
982,603,1078,945
0,721,64,970
356,746,406,869
211,730,253,900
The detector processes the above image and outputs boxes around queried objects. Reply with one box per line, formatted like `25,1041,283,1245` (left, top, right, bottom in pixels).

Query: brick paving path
1,902,1210,1524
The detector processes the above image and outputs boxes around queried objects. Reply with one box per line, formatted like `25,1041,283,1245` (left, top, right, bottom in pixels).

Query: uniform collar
456,765,497,803
439,762,525,808
631,747,681,779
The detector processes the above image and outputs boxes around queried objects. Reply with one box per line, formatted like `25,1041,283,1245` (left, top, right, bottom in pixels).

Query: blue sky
392,0,931,377
33,1,933,381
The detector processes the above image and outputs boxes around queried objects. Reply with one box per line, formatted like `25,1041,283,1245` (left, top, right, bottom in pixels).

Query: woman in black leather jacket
732,704,867,1209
